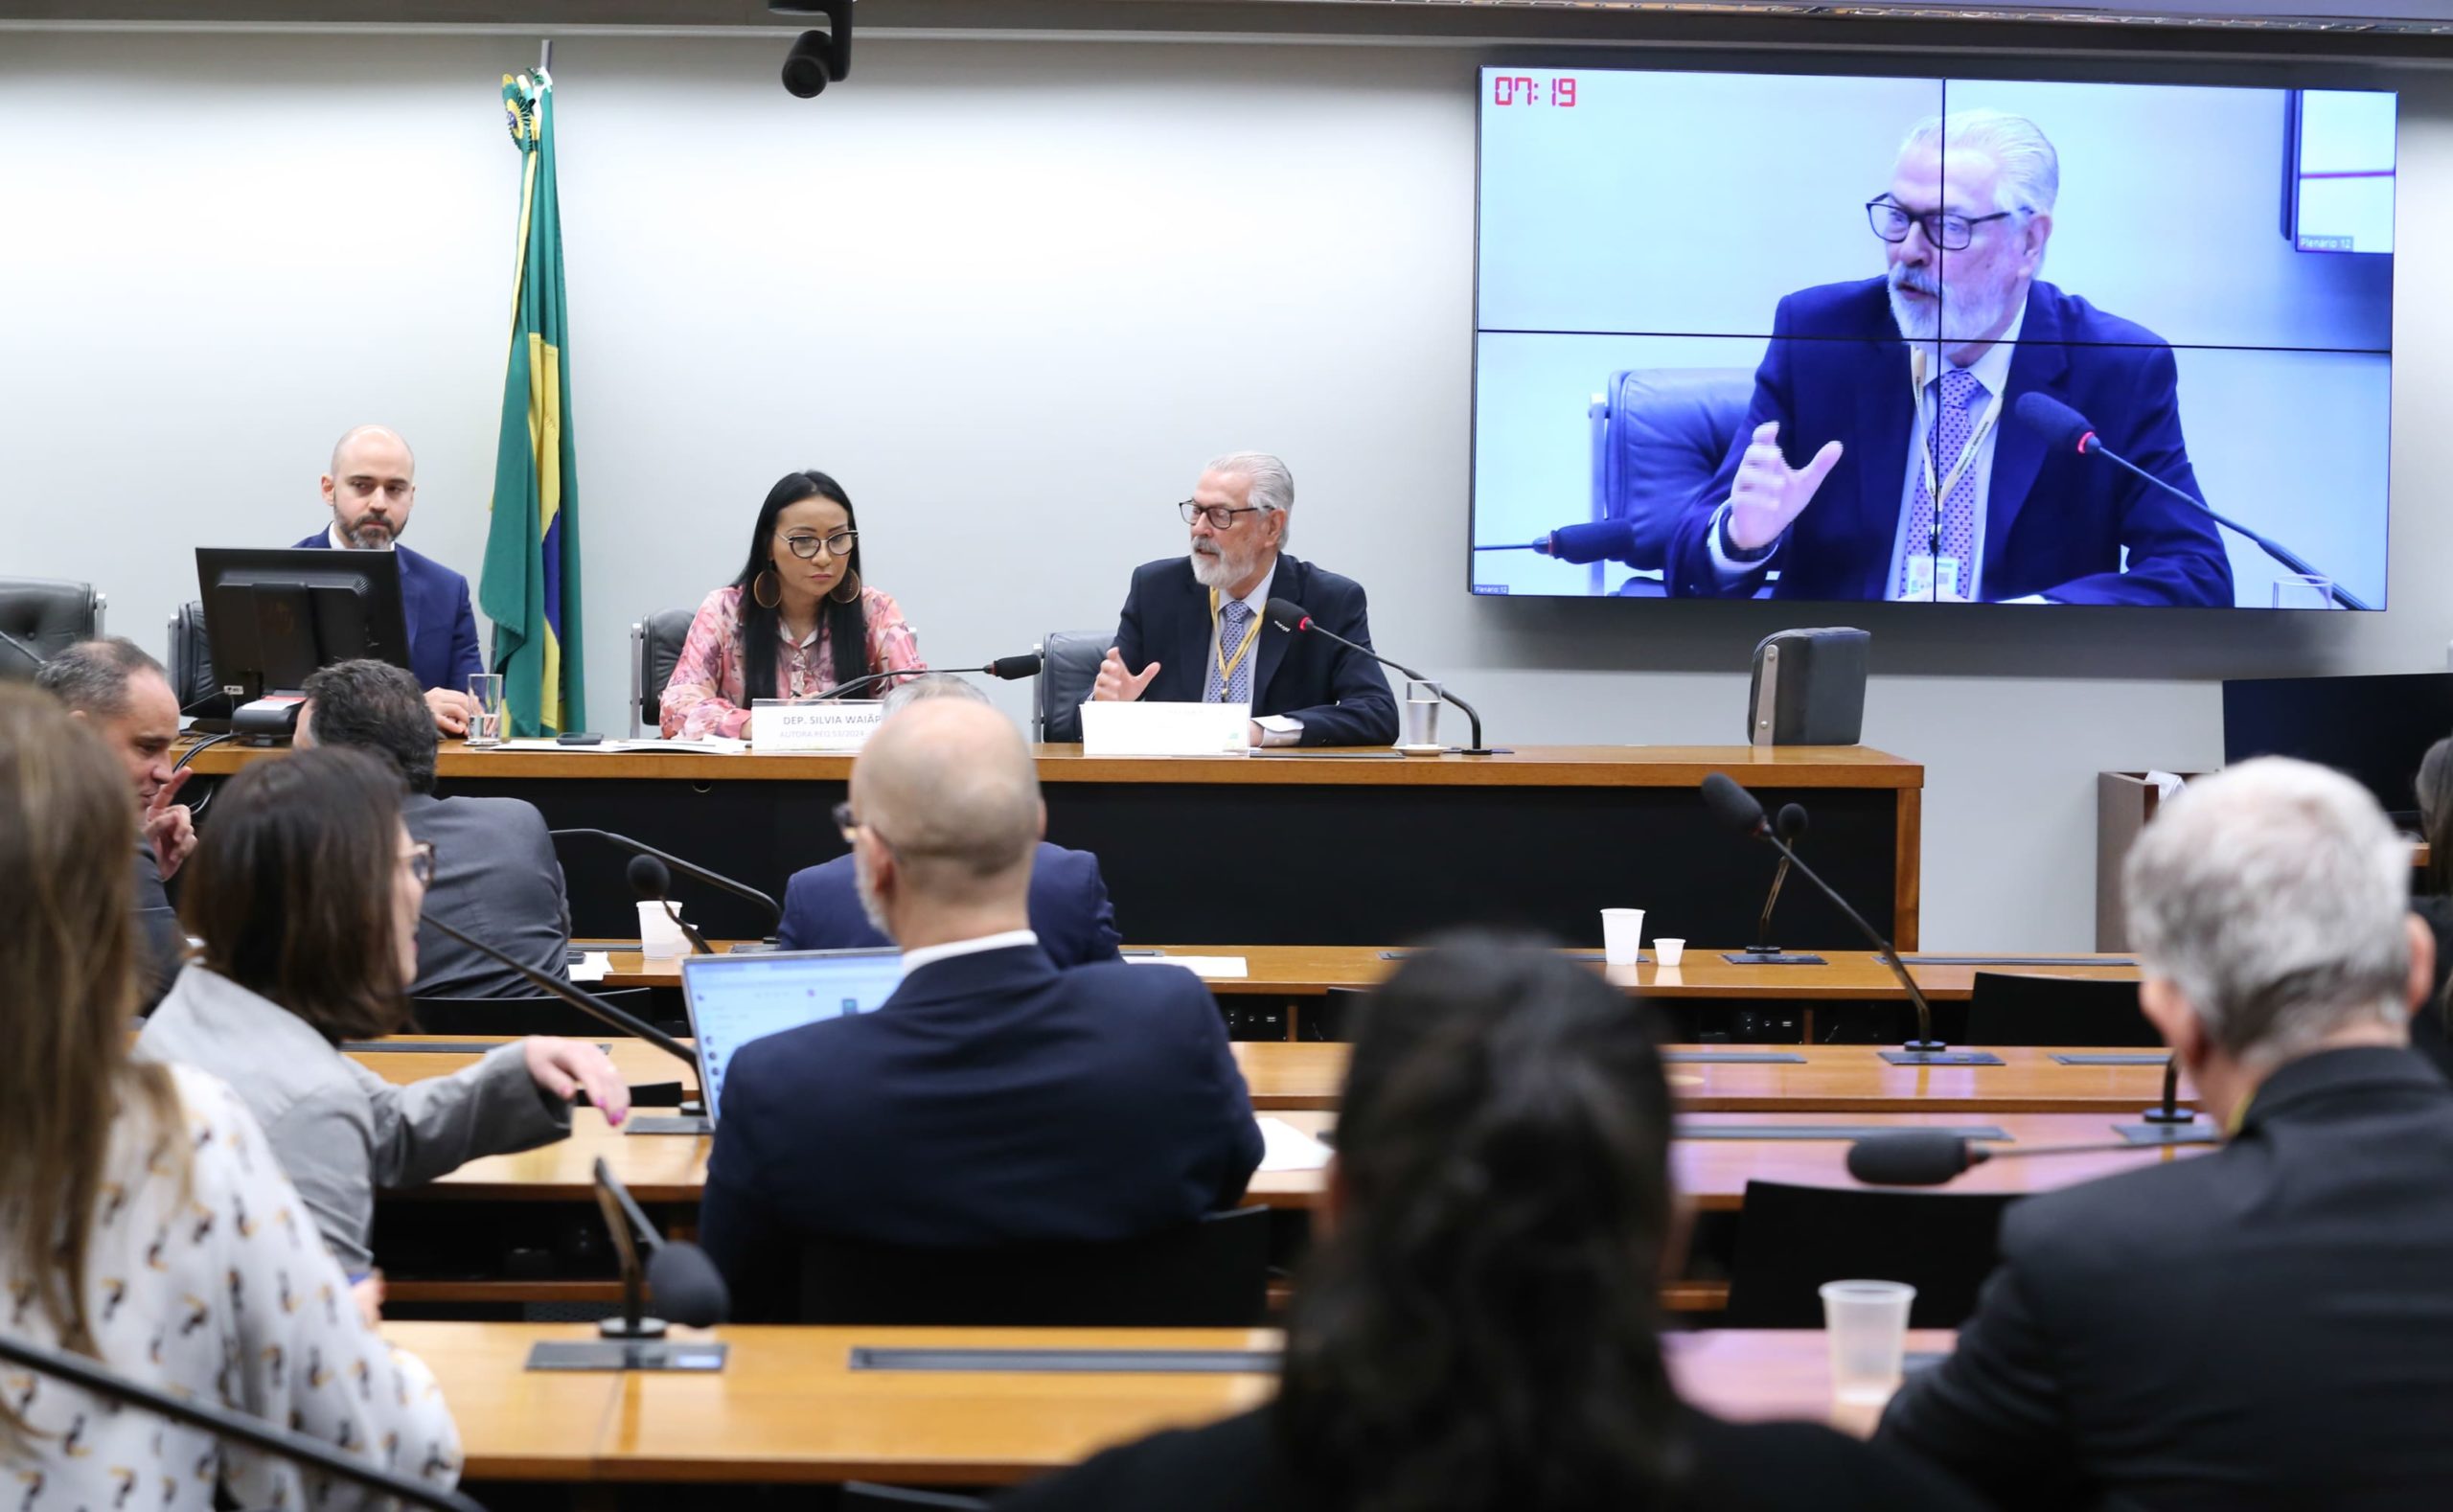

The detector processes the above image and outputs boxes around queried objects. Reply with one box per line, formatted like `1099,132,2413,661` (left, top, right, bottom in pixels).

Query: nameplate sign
1080,700,1250,757
749,699,884,752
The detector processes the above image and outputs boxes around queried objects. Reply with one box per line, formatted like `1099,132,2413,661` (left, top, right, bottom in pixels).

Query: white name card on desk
1126,954,1249,979
749,699,884,752
1080,700,1249,757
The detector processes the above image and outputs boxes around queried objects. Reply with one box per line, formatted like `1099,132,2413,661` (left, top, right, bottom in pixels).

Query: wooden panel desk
187,741,1922,950
383,1322,1955,1485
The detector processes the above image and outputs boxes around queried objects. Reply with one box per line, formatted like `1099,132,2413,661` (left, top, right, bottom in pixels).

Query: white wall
4,30,2448,950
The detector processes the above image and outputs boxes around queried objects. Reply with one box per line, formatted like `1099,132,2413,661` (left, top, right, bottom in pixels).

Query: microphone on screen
1700,773,1963,1061
1533,519,1639,565
2010,393,2369,610
1267,598,1502,755
1845,1128,2212,1188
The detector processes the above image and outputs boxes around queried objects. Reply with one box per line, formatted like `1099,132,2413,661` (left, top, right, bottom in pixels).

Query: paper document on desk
1125,954,1249,979
1256,1116,1333,1172
497,737,747,755
569,952,610,984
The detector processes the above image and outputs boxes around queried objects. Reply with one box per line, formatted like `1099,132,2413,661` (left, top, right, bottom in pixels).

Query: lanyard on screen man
1206,586,1261,691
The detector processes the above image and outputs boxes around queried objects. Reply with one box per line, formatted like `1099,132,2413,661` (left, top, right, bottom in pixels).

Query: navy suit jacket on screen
292,530,485,692
698,943,1266,1320
1111,554,1398,747
1663,279,2234,607
777,841,1124,968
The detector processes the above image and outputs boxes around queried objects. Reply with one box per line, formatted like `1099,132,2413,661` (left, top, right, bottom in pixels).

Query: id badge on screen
1902,554,1962,601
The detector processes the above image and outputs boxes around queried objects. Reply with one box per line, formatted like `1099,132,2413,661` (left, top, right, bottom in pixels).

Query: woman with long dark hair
0,687,462,1509
1001,939,1983,1512
660,470,925,739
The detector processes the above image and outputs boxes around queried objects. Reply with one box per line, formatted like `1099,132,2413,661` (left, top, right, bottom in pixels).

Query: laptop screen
680,949,906,1124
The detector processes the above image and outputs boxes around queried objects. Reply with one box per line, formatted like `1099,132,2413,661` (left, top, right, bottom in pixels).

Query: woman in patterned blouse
0,686,462,1511
660,470,927,740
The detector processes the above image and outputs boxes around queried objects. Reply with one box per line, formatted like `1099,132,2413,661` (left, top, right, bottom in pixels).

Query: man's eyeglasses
833,800,895,853
401,840,436,886
1867,198,2016,253
778,529,859,561
1179,499,1272,531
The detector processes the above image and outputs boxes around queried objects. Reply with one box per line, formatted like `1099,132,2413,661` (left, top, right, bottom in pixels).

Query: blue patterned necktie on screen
1206,599,1255,704
1900,365,1988,600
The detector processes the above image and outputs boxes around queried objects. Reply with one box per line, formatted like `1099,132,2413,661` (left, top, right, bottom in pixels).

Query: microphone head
646,1242,731,1328
1542,519,1639,566
1775,803,1809,841
2013,391,2097,455
1264,597,1312,632
626,854,673,901
1700,773,1768,836
986,652,1043,680
1845,1131,1975,1186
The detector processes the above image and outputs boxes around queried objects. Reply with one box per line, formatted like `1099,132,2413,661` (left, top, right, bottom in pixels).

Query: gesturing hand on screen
1727,422,1845,553
1091,648,1160,703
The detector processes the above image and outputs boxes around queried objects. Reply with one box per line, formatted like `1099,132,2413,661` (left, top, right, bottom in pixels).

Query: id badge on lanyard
1906,347,2005,602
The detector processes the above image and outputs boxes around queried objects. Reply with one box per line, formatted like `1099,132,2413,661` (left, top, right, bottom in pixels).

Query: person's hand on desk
1726,421,1845,553
424,687,476,736
523,1037,630,1127
143,767,196,879
1090,648,1160,703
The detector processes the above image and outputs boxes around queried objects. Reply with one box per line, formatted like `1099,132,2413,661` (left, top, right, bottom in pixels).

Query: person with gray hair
778,675,1123,962
1666,107,2230,607
35,637,191,1009
1879,757,2453,1509
699,697,1261,1317
1090,451,1397,746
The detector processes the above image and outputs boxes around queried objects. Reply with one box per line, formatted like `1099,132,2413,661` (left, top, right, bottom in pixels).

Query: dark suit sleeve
776,869,817,952
1061,849,1124,965
132,846,183,1014
2030,345,2233,608
447,575,484,690
1287,581,1398,747
1112,571,1152,679
1185,989,1264,1210
697,1047,797,1323
1666,300,1798,599
1875,1247,2085,1511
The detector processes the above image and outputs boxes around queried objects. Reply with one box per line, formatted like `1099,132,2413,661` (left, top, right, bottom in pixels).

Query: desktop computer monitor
194,547,414,709
678,949,906,1125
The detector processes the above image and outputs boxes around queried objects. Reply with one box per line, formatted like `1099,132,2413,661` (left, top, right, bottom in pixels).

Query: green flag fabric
478,66,585,736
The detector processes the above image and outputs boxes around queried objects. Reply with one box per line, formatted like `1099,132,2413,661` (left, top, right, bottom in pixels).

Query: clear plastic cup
1821,1279,1916,1411
1599,908,1645,966
1654,938,1686,967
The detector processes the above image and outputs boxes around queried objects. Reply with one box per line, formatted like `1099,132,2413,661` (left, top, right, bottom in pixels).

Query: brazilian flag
479,65,585,736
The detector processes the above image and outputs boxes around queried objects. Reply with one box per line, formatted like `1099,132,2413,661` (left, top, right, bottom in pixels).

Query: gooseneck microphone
1264,597,1503,755
2012,393,2371,611
629,855,714,957
418,913,700,1076
1731,803,1818,964
594,1158,729,1339
1701,773,1964,1059
550,828,783,942
0,1332,486,1512
1845,1127,2213,1187
810,652,1045,702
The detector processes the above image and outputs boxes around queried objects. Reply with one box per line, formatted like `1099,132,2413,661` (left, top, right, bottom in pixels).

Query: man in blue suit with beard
294,424,486,732
1664,111,2231,607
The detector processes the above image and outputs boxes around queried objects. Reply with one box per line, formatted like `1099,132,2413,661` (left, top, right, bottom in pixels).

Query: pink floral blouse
659,584,925,740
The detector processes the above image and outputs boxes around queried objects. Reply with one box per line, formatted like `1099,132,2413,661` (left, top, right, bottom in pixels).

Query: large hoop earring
830,568,862,606
752,569,782,609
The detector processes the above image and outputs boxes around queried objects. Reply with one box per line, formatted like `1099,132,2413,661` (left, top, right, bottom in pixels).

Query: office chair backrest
1724,1180,2015,1329
1589,368,1754,578
1965,972,2158,1047
408,987,662,1039
0,576,103,678
1037,629,1113,744
630,608,699,737
798,1205,1271,1327
168,600,218,712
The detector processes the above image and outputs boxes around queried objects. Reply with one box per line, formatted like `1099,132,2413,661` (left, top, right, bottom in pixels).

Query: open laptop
679,948,906,1127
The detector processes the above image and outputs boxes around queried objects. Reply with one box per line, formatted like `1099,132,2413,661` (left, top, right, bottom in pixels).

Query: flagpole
539,38,552,74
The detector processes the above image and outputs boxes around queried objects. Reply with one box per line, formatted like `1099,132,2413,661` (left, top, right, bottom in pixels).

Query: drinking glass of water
465,673,507,747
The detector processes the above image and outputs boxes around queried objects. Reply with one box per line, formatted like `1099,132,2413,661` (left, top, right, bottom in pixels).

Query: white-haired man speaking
1879,758,2453,1508
1665,110,2232,607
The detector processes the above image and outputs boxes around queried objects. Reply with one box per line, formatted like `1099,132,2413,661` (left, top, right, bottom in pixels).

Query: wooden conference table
389,1321,1958,1486
184,740,1925,951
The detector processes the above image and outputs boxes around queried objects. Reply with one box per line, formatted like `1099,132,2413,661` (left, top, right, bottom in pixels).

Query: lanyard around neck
1910,344,2007,515
1208,587,1260,688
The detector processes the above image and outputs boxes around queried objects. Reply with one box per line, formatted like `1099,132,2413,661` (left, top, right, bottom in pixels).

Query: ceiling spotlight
773,2,854,99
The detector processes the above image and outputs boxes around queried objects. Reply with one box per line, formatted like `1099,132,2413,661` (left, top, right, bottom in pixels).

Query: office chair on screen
796,1206,1271,1327
1723,1180,2013,1329
1962,971,2159,1047
1035,629,1112,744
1581,367,1753,596
629,607,698,737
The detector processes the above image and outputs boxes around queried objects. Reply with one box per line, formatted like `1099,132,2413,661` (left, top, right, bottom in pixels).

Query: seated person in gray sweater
135,747,629,1275
298,658,572,1000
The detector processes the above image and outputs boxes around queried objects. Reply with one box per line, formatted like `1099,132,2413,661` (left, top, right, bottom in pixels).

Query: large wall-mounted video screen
1471,69,2396,609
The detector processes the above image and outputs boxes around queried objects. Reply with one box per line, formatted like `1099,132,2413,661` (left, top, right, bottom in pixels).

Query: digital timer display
1490,75,1575,108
